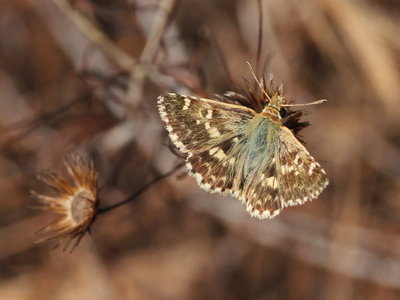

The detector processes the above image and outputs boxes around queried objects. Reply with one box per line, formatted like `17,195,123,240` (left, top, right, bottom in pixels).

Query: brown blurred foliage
0,0,399,299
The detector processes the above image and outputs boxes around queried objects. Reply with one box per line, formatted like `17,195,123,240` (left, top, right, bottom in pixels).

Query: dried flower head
32,154,99,251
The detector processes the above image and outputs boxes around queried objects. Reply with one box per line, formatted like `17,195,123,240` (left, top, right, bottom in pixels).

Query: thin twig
140,0,176,64
0,98,81,147
51,0,182,91
255,0,264,75
0,97,80,135
97,161,185,214
129,0,176,106
209,30,235,88
52,0,135,68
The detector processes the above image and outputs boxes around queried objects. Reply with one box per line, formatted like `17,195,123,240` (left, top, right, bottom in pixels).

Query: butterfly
157,73,328,219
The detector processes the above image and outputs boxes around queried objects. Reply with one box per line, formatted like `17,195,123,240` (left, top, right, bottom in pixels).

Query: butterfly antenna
246,61,272,102
282,99,327,107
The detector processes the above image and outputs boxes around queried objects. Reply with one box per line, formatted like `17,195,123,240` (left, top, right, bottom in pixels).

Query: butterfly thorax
260,94,285,124
260,106,281,124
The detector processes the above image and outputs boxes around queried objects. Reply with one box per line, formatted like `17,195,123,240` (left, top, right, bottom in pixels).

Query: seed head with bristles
32,154,99,251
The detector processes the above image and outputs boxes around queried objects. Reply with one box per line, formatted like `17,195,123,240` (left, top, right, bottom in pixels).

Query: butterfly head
266,94,285,109
219,62,326,140
246,62,327,112
261,94,287,121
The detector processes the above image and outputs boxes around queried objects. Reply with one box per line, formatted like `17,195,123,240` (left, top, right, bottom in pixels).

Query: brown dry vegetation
0,0,399,299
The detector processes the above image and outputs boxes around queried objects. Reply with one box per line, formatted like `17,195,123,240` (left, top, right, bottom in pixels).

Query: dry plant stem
0,98,80,134
130,0,176,106
255,0,263,75
98,161,185,214
140,0,176,64
0,98,81,147
51,0,182,101
52,0,135,68
209,31,235,87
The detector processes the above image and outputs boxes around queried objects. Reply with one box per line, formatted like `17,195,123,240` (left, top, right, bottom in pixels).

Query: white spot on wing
157,95,188,153
265,176,277,188
214,187,222,193
232,190,240,198
202,183,211,191
209,147,219,155
308,162,316,175
214,148,226,160
182,98,191,110
208,127,221,138
246,205,281,219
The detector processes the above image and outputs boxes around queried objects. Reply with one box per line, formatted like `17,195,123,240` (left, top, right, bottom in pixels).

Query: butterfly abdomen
242,117,278,183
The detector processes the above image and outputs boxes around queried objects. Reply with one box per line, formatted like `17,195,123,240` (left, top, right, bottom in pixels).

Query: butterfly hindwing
242,163,283,218
243,126,328,218
276,127,329,207
233,117,284,218
186,137,240,194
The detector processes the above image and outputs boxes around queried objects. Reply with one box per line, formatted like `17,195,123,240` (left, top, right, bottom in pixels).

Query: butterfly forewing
158,93,255,194
158,93,255,153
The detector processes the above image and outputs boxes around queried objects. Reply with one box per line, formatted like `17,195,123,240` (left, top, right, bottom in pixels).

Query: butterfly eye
279,107,287,118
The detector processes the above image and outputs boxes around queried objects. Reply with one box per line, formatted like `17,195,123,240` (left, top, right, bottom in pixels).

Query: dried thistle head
32,154,99,251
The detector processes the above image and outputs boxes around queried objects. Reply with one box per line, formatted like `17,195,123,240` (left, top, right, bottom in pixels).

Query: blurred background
0,0,399,299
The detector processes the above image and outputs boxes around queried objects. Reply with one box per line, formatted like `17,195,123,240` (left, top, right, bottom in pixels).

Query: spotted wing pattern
158,93,254,194
243,126,329,218
158,93,328,219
